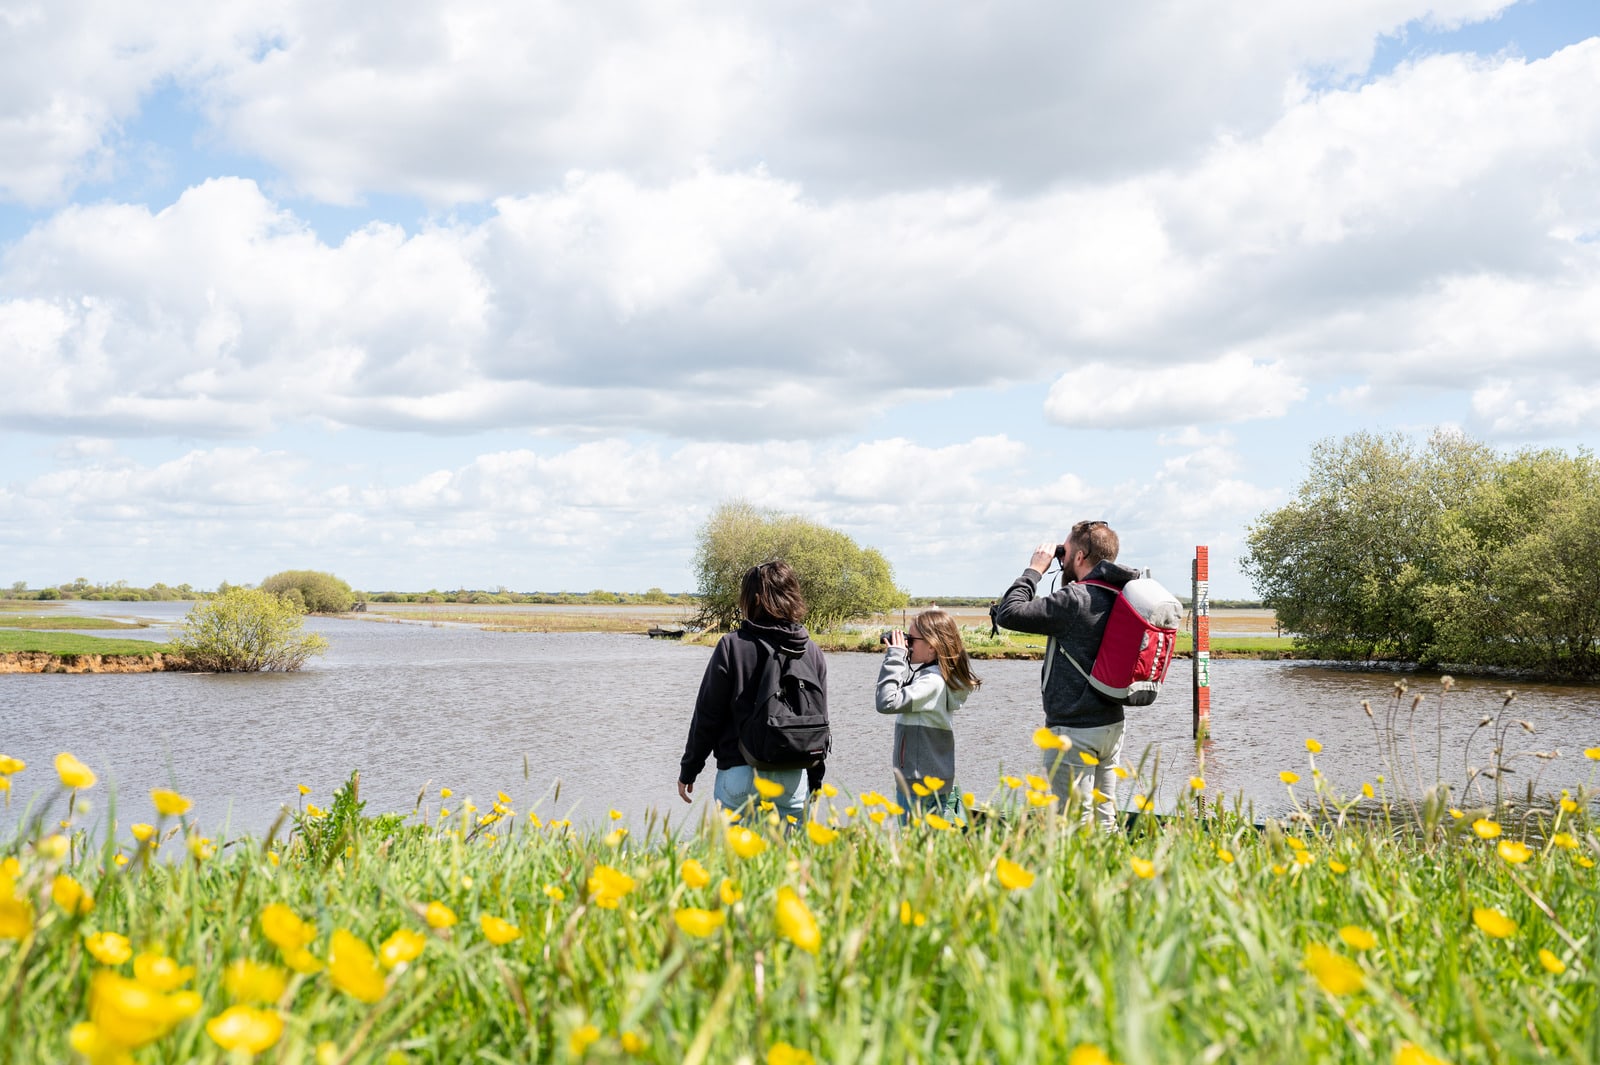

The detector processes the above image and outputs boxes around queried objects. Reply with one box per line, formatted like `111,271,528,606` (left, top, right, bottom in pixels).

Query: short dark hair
1069,520,1119,568
739,560,808,624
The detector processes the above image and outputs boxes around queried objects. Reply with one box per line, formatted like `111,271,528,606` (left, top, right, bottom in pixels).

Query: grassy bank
2,745,1596,1063
0,614,148,631
0,631,170,656
359,607,682,634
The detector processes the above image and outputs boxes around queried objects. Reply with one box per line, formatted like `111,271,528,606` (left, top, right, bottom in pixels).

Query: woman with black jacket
677,560,828,822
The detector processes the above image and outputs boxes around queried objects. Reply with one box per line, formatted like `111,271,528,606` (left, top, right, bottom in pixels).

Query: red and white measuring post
1192,546,1210,740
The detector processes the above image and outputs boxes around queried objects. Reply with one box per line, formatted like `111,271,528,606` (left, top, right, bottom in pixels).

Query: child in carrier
876,607,980,816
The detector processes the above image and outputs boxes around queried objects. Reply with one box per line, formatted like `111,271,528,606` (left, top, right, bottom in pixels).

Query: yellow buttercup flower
603,827,628,848
542,883,566,902
1338,926,1377,951
1472,818,1501,839
869,810,887,824
910,781,930,797
806,820,839,845
1449,808,1464,819
673,907,726,938
297,784,311,796
379,928,426,969
752,775,786,800
1303,943,1364,995
820,782,838,797
1132,794,1153,812
68,1021,129,1065
898,900,926,927
479,914,521,945
922,775,946,790
719,878,742,906
55,752,97,790
259,903,316,952
424,901,458,929
727,826,768,859
1032,727,1068,751
621,1030,648,1054
1025,790,1055,807
85,931,133,966
53,874,94,916
1361,782,1375,799
150,789,192,817
1000,775,1023,789
39,834,69,859
995,857,1035,891
0,755,24,775
680,858,712,888
1189,776,1205,790
588,865,636,909
0,894,33,940
223,960,288,1003
1583,747,1600,760
87,969,198,1048
1551,832,1578,850
1471,907,1516,938
1496,840,1532,865
206,1005,284,1055
133,953,193,992
328,930,386,1003
1068,1046,1114,1065
1091,788,1112,804
1305,738,1322,753
1078,753,1099,767
1535,948,1566,974
775,886,820,953
1111,765,1132,780
1580,856,1597,869
570,1024,601,1057
1279,771,1299,785
1395,1041,1451,1065
1024,773,1050,791
768,1043,816,1065
280,947,323,974
1216,847,1235,863
1130,857,1155,880
925,813,954,831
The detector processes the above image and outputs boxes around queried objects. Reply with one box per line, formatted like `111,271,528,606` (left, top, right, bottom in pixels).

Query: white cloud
1044,356,1307,429
2,0,1520,206
1470,378,1600,436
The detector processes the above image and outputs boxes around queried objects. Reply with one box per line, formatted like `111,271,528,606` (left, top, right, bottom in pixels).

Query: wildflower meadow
2,722,1597,1064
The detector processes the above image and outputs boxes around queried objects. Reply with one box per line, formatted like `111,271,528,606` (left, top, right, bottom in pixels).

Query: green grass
0,630,170,656
0,614,148,631
4,749,1596,1063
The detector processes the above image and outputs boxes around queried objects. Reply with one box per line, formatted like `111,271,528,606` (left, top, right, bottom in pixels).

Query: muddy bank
0,652,188,674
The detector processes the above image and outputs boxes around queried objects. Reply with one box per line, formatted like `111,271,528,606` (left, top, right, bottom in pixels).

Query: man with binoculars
992,519,1141,832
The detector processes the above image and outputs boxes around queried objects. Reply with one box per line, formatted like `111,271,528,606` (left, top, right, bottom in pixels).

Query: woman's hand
677,781,694,804
885,629,907,649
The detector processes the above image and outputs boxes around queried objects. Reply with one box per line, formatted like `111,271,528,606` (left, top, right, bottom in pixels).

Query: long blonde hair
910,608,981,694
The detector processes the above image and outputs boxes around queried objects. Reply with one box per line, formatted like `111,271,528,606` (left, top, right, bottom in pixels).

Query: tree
260,570,357,614
171,587,329,672
693,501,906,631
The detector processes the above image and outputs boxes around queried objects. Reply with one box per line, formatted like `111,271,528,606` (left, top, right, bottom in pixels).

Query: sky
2,0,1598,599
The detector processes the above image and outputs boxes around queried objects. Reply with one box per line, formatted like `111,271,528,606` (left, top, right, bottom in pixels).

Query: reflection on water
3,616,1597,837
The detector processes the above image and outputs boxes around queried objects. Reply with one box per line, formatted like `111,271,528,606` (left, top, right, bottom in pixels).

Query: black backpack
737,637,831,771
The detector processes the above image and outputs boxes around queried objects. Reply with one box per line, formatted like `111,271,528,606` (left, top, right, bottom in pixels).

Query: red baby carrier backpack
1063,576,1184,706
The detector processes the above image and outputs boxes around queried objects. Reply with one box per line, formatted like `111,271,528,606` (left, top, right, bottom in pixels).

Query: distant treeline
3,578,208,602
364,588,696,606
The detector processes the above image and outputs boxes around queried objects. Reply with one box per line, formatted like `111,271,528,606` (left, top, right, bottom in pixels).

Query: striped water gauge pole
1192,546,1210,740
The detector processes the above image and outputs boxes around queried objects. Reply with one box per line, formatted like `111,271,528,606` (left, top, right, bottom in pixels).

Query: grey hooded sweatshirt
993,559,1142,729
875,648,969,798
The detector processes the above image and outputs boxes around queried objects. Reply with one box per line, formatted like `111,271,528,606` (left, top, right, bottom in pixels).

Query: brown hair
1069,520,1119,569
739,560,808,624
910,607,980,694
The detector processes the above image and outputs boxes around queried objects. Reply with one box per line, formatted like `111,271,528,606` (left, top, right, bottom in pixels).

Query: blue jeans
714,765,807,825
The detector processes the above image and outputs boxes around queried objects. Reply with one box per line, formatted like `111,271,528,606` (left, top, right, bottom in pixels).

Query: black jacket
993,560,1141,729
679,617,828,790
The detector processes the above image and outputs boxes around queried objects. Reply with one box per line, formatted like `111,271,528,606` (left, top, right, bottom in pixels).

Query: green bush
260,569,357,613
693,501,906,631
171,587,328,671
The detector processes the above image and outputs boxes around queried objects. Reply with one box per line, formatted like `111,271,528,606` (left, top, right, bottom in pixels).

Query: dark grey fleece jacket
993,560,1141,729
679,617,828,791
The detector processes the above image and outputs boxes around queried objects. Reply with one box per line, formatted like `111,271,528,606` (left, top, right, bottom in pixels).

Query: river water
3,602,1598,838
